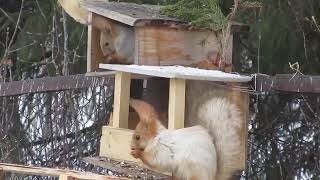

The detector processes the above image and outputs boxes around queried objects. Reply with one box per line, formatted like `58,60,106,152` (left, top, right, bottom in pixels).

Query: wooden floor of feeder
0,163,127,180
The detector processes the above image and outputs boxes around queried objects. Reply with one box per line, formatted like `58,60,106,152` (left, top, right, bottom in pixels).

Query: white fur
145,126,217,180
198,97,242,180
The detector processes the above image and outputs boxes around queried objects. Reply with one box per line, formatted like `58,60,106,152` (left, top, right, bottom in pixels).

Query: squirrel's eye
135,135,140,140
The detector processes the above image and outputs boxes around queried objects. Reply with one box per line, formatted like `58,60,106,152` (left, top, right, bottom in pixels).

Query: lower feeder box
98,64,252,177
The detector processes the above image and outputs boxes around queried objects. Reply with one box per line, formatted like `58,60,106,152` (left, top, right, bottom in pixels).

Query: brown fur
129,99,162,151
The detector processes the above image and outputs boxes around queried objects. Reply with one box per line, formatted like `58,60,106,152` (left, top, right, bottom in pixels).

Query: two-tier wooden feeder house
81,1,252,178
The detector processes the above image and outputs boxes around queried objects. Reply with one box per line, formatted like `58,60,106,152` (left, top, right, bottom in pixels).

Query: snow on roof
99,64,252,82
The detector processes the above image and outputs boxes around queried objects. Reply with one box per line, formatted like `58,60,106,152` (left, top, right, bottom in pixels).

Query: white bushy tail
198,97,242,180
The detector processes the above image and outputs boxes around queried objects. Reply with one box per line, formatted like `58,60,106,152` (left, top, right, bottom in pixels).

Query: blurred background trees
0,0,320,179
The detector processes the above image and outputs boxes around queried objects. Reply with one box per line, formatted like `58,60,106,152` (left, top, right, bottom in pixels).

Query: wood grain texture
87,13,105,72
112,72,131,128
80,1,183,27
82,157,170,179
254,74,320,93
59,175,77,180
168,78,186,129
185,80,249,178
0,75,112,97
0,168,4,180
0,163,126,180
99,126,137,162
99,127,172,176
226,82,249,172
135,26,233,68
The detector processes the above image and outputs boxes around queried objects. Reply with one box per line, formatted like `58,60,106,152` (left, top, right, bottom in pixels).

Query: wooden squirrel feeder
81,1,251,178
81,1,248,72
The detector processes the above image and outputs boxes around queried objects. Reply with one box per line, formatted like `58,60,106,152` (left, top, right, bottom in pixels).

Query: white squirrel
130,97,242,180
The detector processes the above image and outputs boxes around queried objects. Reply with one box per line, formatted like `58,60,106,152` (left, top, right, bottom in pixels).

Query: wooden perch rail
0,74,113,97
0,163,129,180
254,74,320,93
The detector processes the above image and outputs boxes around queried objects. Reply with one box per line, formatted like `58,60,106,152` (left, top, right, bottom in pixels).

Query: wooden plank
99,64,252,82
0,75,111,97
184,80,248,178
59,175,77,180
134,26,233,68
168,78,186,129
80,1,183,27
86,71,149,80
0,163,127,180
99,126,138,162
87,12,105,72
254,74,320,93
275,74,320,93
226,82,249,171
98,127,172,176
112,72,131,128
0,168,4,180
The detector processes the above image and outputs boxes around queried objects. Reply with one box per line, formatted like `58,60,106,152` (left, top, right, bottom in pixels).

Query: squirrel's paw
131,149,142,159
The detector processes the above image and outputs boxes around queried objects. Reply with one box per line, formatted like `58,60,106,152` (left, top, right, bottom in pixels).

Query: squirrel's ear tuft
129,98,159,124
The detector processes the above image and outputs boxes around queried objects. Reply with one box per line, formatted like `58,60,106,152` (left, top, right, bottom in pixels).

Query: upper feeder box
81,1,248,72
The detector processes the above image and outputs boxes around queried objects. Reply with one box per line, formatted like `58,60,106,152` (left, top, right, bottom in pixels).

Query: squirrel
57,0,135,64
57,0,89,25
129,97,242,180
129,98,217,180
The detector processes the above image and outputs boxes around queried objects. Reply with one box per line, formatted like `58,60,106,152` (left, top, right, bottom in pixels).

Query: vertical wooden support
87,12,105,72
59,175,77,180
0,168,4,180
112,72,131,128
168,78,186,129
227,82,249,170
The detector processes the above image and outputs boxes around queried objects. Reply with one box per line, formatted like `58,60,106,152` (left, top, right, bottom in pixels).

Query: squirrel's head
129,98,160,150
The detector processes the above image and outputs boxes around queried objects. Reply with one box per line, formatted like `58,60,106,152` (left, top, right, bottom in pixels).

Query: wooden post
0,168,4,180
59,175,78,180
87,12,105,72
168,78,186,129
112,72,131,128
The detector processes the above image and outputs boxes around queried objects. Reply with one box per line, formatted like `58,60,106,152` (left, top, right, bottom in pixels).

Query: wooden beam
86,71,148,79
99,126,137,162
87,12,105,72
112,72,131,128
254,74,320,93
59,175,78,180
80,1,184,27
0,163,127,180
168,78,186,129
0,75,111,97
0,168,4,180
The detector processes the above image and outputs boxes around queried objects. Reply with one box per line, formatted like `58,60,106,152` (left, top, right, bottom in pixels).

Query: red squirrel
129,98,217,180
58,0,135,64
129,97,242,180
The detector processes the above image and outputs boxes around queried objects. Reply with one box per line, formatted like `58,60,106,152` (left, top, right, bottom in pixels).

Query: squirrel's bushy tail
197,97,242,180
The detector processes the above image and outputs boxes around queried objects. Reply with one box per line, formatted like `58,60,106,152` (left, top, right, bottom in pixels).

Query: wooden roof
80,1,185,27
99,64,252,82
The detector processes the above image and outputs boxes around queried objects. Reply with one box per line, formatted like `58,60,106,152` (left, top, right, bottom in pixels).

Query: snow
99,64,252,82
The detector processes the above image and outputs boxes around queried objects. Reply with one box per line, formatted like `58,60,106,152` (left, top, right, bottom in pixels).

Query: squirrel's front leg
131,149,156,169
